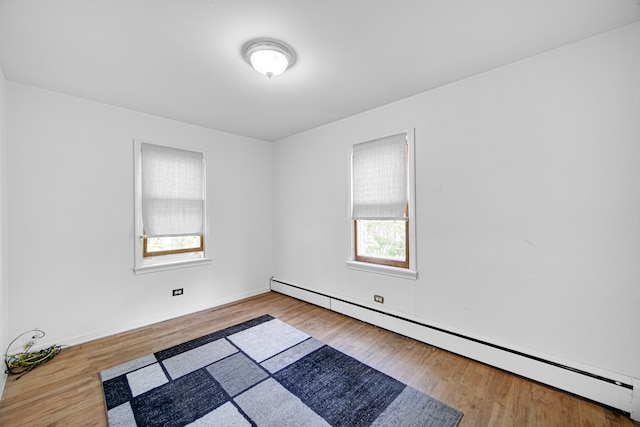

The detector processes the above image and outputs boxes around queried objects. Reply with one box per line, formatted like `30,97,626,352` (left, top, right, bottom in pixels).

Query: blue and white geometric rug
100,314,463,426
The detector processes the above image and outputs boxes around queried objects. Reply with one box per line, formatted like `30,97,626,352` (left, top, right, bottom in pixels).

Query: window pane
145,235,202,254
357,220,406,261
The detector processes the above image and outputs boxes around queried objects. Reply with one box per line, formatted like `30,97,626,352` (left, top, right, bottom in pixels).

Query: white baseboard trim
270,277,638,420
632,377,640,421
27,287,271,351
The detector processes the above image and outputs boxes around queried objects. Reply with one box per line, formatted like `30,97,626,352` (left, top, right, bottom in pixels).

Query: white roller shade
141,143,204,237
352,133,407,220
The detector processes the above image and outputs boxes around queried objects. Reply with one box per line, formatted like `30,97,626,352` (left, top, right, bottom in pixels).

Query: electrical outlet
374,295,384,304
172,288,184,296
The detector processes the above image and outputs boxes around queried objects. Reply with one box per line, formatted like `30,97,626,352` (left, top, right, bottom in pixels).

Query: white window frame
346,129,417,280
133,140,211,274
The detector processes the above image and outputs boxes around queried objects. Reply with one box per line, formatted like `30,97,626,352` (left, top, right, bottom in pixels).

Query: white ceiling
0,1,638,141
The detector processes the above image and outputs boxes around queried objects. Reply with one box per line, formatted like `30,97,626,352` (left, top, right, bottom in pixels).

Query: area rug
100,314,463,426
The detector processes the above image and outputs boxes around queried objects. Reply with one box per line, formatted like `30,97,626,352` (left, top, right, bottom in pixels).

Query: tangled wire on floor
4,329,65,380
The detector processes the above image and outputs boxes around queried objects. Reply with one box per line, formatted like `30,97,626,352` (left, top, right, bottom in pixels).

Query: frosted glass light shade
250,49,289,78
243,39,296,79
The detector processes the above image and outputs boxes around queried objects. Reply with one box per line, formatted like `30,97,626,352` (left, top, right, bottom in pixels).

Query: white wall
273,22,640,380
0,64,9,398
7,83,273,348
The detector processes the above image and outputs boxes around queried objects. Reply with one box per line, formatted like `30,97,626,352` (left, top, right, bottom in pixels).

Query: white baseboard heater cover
270,278,639,421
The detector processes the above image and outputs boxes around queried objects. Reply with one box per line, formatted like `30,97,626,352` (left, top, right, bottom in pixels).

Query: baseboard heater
270,277,639,421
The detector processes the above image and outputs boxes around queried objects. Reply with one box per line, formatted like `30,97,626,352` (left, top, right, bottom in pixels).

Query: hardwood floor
0,291,637,426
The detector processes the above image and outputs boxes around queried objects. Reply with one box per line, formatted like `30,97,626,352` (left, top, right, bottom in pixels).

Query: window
355,214,409,268
134,141,210,274
143,235,204,258
347,130,417,279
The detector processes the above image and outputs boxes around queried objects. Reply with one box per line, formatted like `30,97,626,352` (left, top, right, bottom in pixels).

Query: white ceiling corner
0,0,638,141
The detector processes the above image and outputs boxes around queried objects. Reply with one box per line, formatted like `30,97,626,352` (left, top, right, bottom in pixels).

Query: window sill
134,257,211,275
345,260,418,280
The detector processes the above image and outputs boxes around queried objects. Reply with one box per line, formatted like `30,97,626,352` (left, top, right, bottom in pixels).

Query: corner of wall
0,63,8,401
0,372,7,402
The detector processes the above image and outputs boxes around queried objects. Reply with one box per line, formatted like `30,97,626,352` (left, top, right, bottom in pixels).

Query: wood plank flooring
0,291,637,426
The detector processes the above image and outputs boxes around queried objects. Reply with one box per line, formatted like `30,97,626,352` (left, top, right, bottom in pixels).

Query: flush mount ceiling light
242,38,296,79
